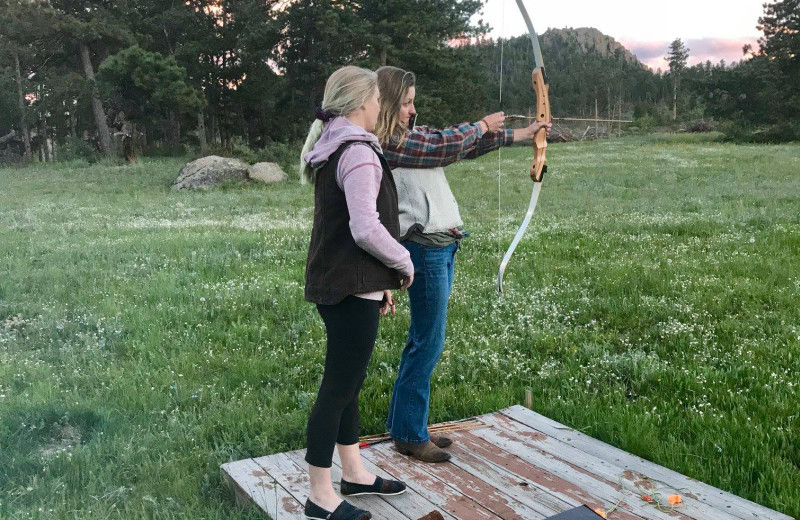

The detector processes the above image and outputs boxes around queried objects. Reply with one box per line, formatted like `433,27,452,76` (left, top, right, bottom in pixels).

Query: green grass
1,134,798,519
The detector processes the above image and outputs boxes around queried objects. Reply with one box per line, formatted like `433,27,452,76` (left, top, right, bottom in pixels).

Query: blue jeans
386,241,458,444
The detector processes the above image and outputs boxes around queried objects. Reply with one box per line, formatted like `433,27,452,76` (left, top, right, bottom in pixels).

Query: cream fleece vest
392,167,463,238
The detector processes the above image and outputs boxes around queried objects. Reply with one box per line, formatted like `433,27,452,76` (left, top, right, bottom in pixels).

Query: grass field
1,134,798,519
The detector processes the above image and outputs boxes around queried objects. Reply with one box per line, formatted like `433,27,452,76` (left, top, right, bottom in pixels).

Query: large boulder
173,155,250,190
248,162,287,184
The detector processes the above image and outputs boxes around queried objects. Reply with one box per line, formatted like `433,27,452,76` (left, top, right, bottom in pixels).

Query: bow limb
497,182,542,294
497,0,550,295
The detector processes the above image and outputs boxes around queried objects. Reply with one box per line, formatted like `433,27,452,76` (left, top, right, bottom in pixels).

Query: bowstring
497,0,506,265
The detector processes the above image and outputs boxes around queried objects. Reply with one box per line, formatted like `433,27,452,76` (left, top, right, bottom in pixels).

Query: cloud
618,37,760,71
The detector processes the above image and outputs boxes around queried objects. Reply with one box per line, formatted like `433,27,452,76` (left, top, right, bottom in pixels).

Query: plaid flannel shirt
383,122,514,169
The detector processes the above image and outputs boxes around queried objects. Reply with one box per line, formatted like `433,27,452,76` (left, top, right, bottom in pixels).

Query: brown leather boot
394,440,451,463
429,434,453,448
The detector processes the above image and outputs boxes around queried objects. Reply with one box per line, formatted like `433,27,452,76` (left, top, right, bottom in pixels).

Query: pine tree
49,1,135,155
96,45,203,161
665,38,690,121
757,0,800,117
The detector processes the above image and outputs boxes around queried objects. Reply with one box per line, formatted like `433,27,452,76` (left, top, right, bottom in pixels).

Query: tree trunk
209,112,218,146
14,51,31,160
0,130,17,145
672,77,678,121
606,87,612,139
594,97,599,138
120,116,137,163
40,119,50,162
69,106,77,139
197,110,208,156
79,41,114,155
167,111,181,146
139,125,148,152
380,48,387,66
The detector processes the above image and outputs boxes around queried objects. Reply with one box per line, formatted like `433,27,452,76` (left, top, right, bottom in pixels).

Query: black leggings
305,296,380,468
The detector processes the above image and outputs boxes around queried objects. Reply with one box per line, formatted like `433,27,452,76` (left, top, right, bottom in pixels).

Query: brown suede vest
305,141,402,305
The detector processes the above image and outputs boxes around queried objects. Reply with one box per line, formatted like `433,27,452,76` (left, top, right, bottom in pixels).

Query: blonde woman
375,66,551,463
300,66,413,520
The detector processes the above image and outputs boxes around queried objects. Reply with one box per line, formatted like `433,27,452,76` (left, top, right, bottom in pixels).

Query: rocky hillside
543,27,644,67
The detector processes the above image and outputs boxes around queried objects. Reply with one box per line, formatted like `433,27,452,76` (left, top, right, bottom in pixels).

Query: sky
477,0,765,70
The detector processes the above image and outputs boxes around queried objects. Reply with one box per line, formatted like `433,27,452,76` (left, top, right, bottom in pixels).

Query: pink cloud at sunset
477,0,766,71
610,37,760,71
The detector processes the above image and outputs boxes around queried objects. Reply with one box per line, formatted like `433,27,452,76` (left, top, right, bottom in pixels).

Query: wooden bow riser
531,67,550,182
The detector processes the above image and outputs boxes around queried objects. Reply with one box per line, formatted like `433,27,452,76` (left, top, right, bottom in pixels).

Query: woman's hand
513,121,552,142
480,112,506,133
531,121,552,137
400,271,414,290
380,290,396,316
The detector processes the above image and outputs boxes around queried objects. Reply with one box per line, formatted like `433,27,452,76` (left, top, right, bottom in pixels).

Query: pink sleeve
336,144,413,276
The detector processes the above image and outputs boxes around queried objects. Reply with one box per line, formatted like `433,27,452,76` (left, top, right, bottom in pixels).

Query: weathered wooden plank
220,457,304,520
448,431,646,520
464,428,693,520
251,453,310,501
331,448,459,520
481,412,737,520
284,449,413,520
500,405,792,520
370,440,550,520
253,451,410,520
360,441,503,520
442,440,580,518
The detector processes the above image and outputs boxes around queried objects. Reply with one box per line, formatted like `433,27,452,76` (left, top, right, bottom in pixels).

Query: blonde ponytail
299,120,324,184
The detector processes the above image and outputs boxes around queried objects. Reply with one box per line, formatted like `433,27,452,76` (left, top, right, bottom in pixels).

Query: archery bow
496,0,551,295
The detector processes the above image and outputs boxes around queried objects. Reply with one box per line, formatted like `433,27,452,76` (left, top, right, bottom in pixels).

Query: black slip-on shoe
340,475,407,497
304,498,372,520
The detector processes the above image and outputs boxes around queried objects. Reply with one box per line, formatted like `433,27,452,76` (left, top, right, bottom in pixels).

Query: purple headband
314,107,335,122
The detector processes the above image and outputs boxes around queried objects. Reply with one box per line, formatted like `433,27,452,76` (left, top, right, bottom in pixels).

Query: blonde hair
375,66,416,148
299,66,378,184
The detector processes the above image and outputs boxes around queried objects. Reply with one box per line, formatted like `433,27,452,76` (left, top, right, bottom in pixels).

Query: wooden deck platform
221,405,792,520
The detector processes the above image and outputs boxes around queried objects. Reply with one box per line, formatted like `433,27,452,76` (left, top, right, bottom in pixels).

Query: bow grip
531,67,550,182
